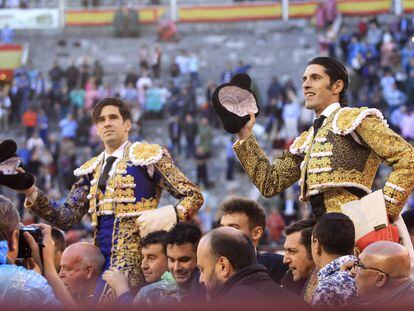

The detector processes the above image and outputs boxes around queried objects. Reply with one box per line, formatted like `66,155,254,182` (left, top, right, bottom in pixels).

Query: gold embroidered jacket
234,107,414,221
26,141,203,291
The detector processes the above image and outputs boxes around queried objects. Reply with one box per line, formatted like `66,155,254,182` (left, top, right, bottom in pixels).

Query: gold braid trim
332,107,387,136
289,129,313,155
129,142,164,166
74,153,104,177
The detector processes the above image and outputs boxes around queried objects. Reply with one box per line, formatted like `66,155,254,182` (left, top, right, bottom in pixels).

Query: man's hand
15,167,37,196
340,259,357,277
136,205,177,237
237,113,255,140
102,269,130,297
24,223,55,272
35,223,56,265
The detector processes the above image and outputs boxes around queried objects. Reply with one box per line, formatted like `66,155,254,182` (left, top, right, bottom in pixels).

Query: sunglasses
353,259,390,277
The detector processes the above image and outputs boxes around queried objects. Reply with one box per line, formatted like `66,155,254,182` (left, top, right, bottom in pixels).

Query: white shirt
102,140,129,179
319,102,341,122
102,140,156,178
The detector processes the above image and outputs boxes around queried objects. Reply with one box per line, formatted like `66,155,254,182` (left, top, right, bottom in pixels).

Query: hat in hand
212,73,259,134
0,139,34,190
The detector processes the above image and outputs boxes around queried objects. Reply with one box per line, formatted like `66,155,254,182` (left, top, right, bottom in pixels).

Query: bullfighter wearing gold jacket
21,98,203,303
234,57,414,221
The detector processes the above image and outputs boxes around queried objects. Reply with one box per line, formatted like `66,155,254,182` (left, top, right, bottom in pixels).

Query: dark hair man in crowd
197,227,299,308
311,213,357,307
133,223,205,306
219,197,288,284
14,97,203,303
140,230,168,284
233,56,414,221
282,218,316,302
353,241,414,305
102,230,168,302
59,242,105,304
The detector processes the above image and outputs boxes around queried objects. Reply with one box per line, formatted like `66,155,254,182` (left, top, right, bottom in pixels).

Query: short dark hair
307,56,349,106
313,213,355,256
220,197,266,230
92,97,131,124
165,223,202,250
0,195,20,249
51,227,66,253
285,218,316,260
141,230,168,253
209,229,257,271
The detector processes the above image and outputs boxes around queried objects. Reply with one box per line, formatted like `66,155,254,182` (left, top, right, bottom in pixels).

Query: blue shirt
312,255,357,307
59,118,78,139
0,240,59,308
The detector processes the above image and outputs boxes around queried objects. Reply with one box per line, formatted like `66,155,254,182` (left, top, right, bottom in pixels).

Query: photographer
0,195,76,308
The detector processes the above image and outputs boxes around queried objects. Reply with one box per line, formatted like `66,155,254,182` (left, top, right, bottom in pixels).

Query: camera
18,226,43,259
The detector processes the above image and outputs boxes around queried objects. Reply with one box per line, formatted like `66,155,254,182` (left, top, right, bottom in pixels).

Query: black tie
313,116,326,137
98,156,117,192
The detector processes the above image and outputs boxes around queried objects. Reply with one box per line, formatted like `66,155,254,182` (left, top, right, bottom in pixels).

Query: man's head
303,57,348,114
51,227,66,273
165,223,201,286
0,195,20,261
283,218,316,282
354,241,411,302
311,213,355,269
141,230,168,284
219,197,266,248
92,98,132,152
59,242,105,297
197,227,257,294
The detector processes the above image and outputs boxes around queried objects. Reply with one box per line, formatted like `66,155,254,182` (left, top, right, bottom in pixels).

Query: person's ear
124,119,132,132
376,273,387,288
251,226,263,244
85,265,94,280
332,79,344,95
9,228,19,252
216,256,232,278
312,236,322,256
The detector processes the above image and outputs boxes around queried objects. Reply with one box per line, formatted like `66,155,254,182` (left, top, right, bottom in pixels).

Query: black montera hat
212,73,260,134
0,139,34,190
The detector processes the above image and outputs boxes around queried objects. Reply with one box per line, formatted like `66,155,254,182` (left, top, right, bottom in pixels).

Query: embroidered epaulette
74,153,104,177
289,129,313,155
332,107,388,136
129,142,164,166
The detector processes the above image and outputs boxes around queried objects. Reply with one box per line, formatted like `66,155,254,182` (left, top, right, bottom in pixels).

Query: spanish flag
0,44,23,82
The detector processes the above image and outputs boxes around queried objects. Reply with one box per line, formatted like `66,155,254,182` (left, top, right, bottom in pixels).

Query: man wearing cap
234,56,414,221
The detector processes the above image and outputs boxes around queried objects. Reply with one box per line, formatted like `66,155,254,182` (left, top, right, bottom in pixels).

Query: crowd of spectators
3,14,414,246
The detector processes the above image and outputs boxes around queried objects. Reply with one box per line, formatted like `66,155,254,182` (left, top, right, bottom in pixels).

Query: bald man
354,241,414,304
197,227,297,307
59,242,105,304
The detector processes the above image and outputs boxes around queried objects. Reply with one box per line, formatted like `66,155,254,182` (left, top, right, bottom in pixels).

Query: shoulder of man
332,107,387,136
257,252,288,284
74,153,104,177
129,141,170,166
289,129,313,155
15,267,58,304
